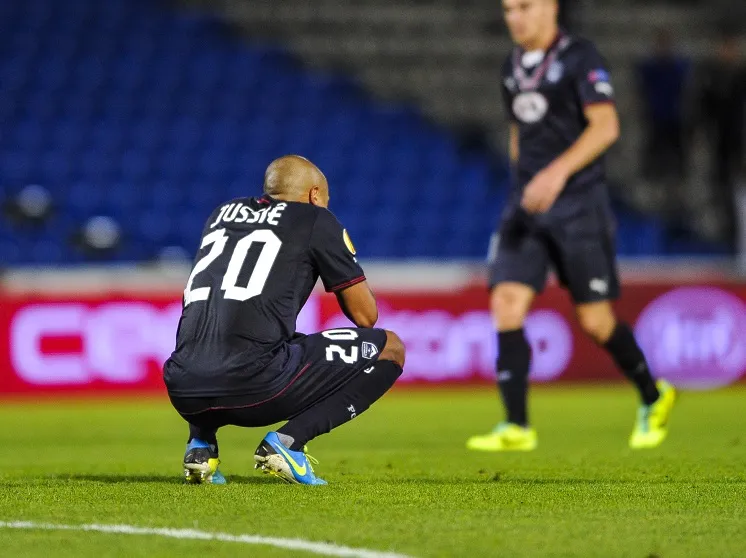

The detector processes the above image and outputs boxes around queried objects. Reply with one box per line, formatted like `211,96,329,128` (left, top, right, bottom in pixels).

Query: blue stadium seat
0,0,722,263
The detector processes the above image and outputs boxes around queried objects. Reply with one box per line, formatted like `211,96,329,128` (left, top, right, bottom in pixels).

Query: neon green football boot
467,422,538,452
629,380,677,449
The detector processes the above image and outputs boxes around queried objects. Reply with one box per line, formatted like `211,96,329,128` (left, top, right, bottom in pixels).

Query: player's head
263,155,330,208
502,0,559,50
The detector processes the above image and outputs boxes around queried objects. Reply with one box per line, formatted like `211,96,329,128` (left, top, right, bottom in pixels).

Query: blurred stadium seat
0,0,726,264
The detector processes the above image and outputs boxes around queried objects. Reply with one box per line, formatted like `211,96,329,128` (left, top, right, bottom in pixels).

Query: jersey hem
168,363,312,409
583,100,615,107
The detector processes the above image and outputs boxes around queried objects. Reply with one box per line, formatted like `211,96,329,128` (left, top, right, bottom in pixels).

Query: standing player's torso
503,35,614,199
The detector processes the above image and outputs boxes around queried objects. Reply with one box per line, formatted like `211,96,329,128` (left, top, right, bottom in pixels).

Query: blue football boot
254,432,327,485
183,439,227,485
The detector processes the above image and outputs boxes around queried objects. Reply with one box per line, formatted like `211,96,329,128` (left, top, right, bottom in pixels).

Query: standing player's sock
496,329,531,427
603,322,660,405
278,360,403,450
188,424,218,453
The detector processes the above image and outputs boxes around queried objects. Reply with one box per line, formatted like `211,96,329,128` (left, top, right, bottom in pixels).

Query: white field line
0,521,414,558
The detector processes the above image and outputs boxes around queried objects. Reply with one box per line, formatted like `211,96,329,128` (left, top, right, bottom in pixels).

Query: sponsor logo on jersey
546,61,564,83
512,92,549,124
343,229,356,255
362,341,379,359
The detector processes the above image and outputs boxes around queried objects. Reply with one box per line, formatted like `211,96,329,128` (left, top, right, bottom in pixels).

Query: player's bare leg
467,282,538,451
575,301,676,448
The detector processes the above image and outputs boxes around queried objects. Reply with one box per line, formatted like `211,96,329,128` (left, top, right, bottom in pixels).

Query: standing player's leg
574,301,676,448
254,328,404,484
555,213,677,449
492,283,535,427
467,223,548,452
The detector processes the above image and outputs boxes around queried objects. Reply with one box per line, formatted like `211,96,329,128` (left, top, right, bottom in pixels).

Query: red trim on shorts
180,363,312,414
327,275,366,293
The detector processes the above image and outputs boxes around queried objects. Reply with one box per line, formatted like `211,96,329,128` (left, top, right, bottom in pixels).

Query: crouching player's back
164,155,405,485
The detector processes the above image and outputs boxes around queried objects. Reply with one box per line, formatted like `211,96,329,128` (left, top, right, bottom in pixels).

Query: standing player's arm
336,281,378,328
509,123,519,163
522,103,619,214
553,103,620,179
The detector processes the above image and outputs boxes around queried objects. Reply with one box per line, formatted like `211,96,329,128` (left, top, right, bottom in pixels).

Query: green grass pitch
1,386,745,557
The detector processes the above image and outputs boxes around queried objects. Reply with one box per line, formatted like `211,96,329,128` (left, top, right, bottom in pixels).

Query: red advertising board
2,283,745,395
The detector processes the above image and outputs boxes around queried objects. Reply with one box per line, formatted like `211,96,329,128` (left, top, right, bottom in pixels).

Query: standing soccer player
164,156,405,484
467,0,676,452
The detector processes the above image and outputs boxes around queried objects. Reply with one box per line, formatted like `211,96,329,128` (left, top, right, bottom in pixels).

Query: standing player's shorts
169,328,388,431
488,202,620,303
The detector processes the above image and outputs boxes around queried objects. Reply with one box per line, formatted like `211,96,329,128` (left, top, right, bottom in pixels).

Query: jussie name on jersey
210,202,288,229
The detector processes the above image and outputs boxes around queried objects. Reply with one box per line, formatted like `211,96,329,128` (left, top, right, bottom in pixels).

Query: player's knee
381,330,406,368
490,284,532,331
576,304,616,343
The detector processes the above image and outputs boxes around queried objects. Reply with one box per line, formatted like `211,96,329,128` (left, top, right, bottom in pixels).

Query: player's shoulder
311,205,345,232
562,35,606,63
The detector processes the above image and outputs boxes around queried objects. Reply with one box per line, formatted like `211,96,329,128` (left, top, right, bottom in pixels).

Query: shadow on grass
47,474,279,485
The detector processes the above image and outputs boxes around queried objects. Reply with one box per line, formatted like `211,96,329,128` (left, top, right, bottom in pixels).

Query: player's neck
268,193,302,204
521,25,560,53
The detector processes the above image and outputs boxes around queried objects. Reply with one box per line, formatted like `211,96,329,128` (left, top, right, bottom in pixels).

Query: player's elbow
607,118,621,145
352,306,378,328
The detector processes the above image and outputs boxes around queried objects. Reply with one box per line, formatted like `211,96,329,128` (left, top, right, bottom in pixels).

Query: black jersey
501,33,615,218
164,194,366,397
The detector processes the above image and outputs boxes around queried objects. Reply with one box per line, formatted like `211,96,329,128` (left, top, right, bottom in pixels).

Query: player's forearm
509,124,519,163
553,115,620,178
336,282,379,328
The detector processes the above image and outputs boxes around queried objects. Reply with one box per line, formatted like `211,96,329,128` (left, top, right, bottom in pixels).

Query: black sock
278,360,403,450
496,329,531,427
188,423,218,453
603,322,660,405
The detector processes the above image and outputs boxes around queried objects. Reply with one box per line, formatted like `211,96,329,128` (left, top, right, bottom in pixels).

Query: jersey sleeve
310,209,366,293
574,42,616,107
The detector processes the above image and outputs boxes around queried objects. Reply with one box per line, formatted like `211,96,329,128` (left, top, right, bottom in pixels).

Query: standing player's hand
521,163,569,214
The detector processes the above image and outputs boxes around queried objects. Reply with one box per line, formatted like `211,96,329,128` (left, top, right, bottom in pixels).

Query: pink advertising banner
1,283,745,395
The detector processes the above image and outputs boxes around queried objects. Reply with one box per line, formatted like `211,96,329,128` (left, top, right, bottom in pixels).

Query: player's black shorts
488,203,620,304
169,328,388,431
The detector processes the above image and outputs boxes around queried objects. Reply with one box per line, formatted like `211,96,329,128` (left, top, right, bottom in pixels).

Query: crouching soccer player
467,0,676,452
164,155,405,485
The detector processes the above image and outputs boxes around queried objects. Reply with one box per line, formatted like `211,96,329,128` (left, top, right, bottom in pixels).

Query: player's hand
521,163,569,214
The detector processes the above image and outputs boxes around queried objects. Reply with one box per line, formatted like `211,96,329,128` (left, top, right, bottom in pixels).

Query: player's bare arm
509,123,520,163
336,280,378,328
522,103,620,213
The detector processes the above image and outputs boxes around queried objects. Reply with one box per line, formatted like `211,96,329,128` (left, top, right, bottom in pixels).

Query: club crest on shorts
362,341,378,359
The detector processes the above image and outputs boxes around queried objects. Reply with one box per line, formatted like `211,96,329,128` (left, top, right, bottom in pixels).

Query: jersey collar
512,30,570,92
